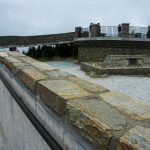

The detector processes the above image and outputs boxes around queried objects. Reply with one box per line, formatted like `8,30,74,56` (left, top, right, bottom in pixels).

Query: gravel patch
46,60,150,103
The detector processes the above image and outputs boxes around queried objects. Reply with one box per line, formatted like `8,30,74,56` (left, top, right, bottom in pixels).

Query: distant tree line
23,44,78,60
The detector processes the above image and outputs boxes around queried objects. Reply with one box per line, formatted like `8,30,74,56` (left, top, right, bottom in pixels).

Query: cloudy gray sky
0,0,149,36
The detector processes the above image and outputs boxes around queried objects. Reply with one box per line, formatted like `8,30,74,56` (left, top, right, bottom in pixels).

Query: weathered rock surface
19,67,49,93
44,70,74,80
2,56,22,72
36,79,91,115
69,76,108,94
117,126,150,150
99,92,150,122
65,96,127,149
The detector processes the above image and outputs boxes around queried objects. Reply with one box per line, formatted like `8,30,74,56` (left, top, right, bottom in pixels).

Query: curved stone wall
0,32,75,47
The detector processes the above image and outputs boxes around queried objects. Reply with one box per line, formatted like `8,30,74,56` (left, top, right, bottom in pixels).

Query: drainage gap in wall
128,58,137,66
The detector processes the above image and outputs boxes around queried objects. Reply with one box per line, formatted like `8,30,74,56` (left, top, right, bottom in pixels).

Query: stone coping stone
65,96,127,149
0,52,8,58
99,92,150,121
68,76,109,94
19,67,50,93
7,51,55,71
44,69,75,80
75,37,150,42
5,62,31,75
14,55,39,63
117,126,150,150
106,55,148,58
31,62,55,71
2,56,23,71
7,51,25,57
36,79,92,115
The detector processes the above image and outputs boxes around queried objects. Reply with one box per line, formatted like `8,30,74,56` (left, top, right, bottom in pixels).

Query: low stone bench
0,51,150,150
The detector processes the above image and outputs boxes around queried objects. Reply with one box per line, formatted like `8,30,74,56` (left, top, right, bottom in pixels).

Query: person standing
89,23,93,38
118,24,122,37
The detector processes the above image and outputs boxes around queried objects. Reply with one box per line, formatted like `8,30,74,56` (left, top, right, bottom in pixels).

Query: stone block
69,76,108,94
31,62,55,71
16,55,38,64
36,80,91,115
99,92,150,122
65,96,127,149
137,59,143,66
44,70,74,80
143,57,150,64
0,52,8,57
0,52,8,63
7,62,31,75
117,126,150,150
7,51,25,57
2,56,22,72
19,67,49,93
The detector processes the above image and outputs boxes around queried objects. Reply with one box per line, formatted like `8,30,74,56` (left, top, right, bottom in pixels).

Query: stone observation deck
0,51,150,150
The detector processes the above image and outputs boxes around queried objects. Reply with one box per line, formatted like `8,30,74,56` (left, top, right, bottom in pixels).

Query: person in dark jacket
118,24,122,37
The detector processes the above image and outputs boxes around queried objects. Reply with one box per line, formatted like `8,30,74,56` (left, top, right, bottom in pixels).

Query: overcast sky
0,0,149,36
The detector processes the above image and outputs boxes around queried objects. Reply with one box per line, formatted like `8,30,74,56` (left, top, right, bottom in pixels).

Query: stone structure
90,23,101,37
103,55,150,67
75,27,82,38
0,22,149,49
80,55,150,75
77,39,150,62
0,32,75,47
117,126,150,150
81,62,150,75
121,23,129,37
9,47,17,51
0,51,150,150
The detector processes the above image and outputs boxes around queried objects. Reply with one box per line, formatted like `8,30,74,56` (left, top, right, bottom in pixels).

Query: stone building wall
121,23,129,37
78,40,150,62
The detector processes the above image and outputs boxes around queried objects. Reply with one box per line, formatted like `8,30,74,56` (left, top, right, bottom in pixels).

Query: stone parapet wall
0,32,75,47
0,52,150,150
78,47,150,63
121,23,129,37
